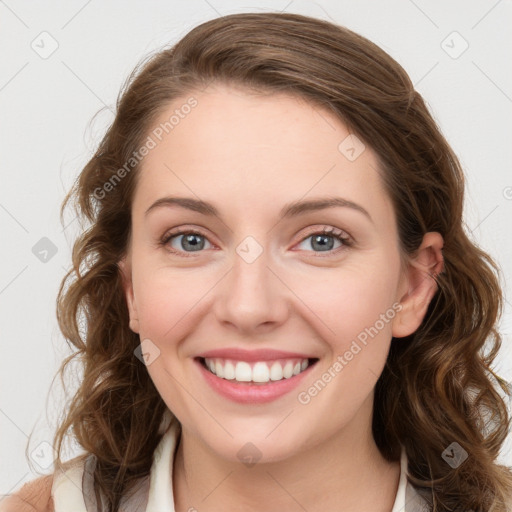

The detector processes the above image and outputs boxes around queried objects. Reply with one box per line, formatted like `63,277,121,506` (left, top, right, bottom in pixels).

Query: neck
172,397,400,512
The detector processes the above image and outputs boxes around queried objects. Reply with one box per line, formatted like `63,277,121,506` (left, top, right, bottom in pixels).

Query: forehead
132,84,393,226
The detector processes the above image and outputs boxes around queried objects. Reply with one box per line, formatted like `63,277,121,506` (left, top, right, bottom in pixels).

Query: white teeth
235,361,252,382
215,360,224,378
223,361,235,380
270,361,283,381
203,357,312,383
252,362,270,383
283,361,293,378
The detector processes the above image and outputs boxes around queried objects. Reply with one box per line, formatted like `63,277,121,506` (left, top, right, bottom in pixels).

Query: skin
0,475,54,512
119,83,444,512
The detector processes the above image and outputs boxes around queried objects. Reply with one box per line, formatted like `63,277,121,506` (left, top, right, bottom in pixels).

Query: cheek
133,263,215,344
135,281,188,340
293,269,399,418
132,243,402,352
295,260,400,347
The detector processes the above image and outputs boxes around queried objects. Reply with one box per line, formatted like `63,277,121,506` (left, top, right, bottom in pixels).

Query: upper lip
196,348,318,362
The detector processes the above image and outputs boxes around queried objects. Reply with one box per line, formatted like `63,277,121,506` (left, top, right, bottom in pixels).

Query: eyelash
159,226,353,258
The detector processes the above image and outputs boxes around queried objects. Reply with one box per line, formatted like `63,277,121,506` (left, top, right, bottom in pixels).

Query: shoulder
0,454,90,512
0,474,54,512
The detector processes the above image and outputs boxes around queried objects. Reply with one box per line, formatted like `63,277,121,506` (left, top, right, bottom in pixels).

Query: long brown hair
45,12,512,511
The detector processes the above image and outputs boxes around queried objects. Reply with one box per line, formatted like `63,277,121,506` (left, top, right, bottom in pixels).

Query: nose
212,240,290,335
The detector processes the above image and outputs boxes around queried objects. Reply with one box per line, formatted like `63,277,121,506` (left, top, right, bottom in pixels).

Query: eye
160,229,213,256
159,225,353,257
294,226,353,255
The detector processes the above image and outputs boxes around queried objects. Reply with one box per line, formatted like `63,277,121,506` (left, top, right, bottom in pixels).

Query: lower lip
195,358,317,404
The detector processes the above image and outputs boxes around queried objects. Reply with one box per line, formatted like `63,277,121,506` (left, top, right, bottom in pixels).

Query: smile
195,357,319,404
202,357,314,383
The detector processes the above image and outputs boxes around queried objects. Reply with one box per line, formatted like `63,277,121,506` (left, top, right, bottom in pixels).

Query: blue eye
161,230,212,254
296,228,352,253
160,226,352,257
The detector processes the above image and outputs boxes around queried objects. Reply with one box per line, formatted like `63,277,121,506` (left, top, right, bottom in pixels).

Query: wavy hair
46,12,512,511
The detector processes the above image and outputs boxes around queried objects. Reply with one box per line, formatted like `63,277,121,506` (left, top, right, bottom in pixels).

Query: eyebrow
144,195,373,224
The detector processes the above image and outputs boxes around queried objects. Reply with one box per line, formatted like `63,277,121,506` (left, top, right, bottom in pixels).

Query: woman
4,11,511,512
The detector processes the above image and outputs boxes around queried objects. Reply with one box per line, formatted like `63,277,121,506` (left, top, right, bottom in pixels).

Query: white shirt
51,413,430,511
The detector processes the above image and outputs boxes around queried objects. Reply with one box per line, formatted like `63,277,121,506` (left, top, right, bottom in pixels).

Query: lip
196,347,317,362
194,357,318,404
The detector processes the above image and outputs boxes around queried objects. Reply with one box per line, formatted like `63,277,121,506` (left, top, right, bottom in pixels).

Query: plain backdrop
1,0,511,495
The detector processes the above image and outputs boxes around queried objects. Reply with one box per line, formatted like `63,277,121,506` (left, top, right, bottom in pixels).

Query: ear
118,256,140,334
392,232,444,338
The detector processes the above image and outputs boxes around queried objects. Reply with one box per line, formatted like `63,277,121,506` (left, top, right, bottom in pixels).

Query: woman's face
120,83,431,463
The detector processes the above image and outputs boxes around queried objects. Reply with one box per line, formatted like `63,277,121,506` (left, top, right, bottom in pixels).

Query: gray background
1,0,511,495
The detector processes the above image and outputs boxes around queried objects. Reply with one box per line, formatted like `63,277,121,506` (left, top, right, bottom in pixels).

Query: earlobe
118,257,140,334
392,232,444,338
